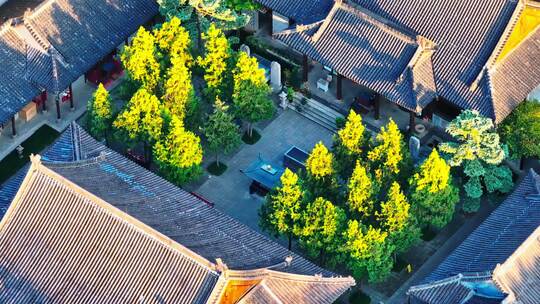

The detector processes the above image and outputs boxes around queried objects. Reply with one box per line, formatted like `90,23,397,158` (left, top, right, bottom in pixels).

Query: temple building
250,0,540,128
406,170,540,303
0,0,157,156
0,123,355,303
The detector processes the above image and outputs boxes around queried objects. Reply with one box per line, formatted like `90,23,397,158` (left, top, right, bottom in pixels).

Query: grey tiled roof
407,169,540,303
0,123,76,217
256,0,333,24
0,156,220,303
269,0,535,122
275,2,422,111
0,0,158,124
44,125,335,276
485,26,540,122
493,226,540,304
0,25,41,123
423,170,540,283
407,273,503,304
0,123,355,302
237,271,355,304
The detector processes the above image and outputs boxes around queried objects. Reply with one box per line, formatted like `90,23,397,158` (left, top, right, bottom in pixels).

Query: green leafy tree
377,182,420,254
197,24,231,99
377,182,410,233
368,119,409,185
333,110,369,178
154,116,203,185
440,110,512,210
157,0,250,49
163,56,199,124
204,97,241,167
409,149,459,229
298,197,346,265
114,88,164,161
225,0,258,10
153,16,192,63
304,142,340,202
232,51,274,138
440,110,505,166
347,160,374,217
343,221,394,283
259,168,303,250
87,83,113,142
499,100,540,165
121,27,161,91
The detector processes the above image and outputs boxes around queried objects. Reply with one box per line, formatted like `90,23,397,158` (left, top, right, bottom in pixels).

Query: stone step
289,95,344,132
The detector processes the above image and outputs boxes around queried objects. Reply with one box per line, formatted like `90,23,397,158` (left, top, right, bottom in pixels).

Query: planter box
283,146,309,172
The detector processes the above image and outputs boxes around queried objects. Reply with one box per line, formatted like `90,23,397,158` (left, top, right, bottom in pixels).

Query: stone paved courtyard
195,109,333,234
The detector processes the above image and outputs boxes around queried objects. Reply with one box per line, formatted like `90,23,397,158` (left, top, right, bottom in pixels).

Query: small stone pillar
240,44,250,56
409,136,420,162
270,61,282,92
279,90,288,109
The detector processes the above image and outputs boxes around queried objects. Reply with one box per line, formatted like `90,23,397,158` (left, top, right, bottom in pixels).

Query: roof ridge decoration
312,0,418,44
11,154,220,274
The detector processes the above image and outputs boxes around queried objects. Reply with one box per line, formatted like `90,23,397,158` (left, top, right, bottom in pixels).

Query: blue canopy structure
242,154,285,190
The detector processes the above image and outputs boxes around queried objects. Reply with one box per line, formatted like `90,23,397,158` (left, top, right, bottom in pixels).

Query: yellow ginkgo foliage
338,110,366,154
113,88,163,142
121,27,160,90
306,142,334,179
368,119,404,174
197,23,230,95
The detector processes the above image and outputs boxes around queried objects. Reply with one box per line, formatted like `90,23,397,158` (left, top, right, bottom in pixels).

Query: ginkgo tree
232,51,274,139
153,115,204,185
333,110,369,178
409,149,459,228
198,24,231,99
204,97,241,170
113,88,164,162
259,168,303,250
87,83,113,143
121,27,161,91
157,0,250,49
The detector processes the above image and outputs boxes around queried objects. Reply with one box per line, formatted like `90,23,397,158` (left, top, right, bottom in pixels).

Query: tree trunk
520,157,525,170
216,153,220,167
195,13,203,51
248,122,253,138
288,233,292,250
